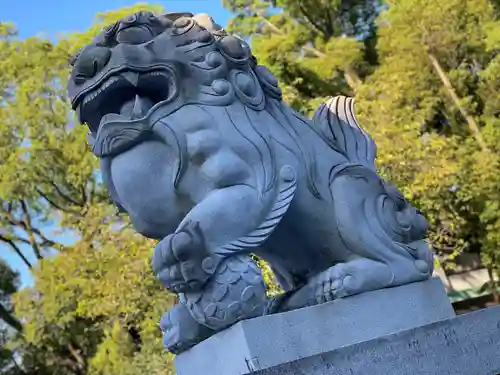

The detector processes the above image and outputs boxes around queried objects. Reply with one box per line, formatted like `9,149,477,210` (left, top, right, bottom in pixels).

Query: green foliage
88,322,135,375
0,260,22,333
224,0,381,113
226,0,500,292
351,1,500,292
0,260,21,374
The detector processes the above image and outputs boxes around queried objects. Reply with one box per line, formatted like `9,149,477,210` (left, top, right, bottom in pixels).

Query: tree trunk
67,342,86,371
427,53,489,152
487,267,499,304
344,67,362,90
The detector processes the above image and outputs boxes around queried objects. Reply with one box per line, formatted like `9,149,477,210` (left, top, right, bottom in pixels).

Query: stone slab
175,278,456,375
255,305,500,375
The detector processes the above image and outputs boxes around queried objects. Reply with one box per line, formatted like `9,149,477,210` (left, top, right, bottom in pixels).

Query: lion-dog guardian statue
68,11,434,354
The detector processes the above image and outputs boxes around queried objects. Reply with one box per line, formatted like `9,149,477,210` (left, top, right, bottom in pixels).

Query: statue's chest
109,140,187,233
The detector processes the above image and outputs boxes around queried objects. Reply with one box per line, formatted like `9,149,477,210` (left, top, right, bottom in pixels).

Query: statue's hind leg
276,241,433,313
319,170,433,301
159,253,267,353
301,240,431,304
272,169,434,312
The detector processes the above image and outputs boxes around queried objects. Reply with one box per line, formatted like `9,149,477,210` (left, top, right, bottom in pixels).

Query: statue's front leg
152,220,218,294
160,253,267,354
154,166,297,352
152,184,268,293
152,184,273,353
160,302,215,355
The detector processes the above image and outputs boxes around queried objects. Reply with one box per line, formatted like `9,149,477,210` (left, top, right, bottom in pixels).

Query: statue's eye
116,26,155,45
73,46,111,84
122,13,138,26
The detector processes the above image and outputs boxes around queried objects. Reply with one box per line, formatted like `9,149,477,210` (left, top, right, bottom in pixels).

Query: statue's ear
192,13,226,35
69,49,82,67
161,12,194,21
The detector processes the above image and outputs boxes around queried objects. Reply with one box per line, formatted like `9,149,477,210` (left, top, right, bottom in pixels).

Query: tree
14,205,175,375
226,0,500,301
355,0,500,300
1,3,176,374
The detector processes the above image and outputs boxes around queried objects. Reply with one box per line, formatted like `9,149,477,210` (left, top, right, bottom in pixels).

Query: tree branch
298,3,328,38
0,235,32,269
19,200,42,260
0,199,65,266
36,187,82,216
0,302,23,332
47,180,84,207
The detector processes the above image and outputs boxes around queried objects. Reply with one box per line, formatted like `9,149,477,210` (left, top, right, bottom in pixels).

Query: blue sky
0,0,232,288
0,0,232,38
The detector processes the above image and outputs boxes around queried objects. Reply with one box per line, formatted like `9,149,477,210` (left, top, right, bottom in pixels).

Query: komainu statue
68,11,434,354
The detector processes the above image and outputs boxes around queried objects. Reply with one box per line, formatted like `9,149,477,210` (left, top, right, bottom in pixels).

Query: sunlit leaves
1,3,179,375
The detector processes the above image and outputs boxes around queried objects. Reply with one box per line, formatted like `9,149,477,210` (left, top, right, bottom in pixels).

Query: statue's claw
153,222,222,293
160,303,214,354
310,258,394,303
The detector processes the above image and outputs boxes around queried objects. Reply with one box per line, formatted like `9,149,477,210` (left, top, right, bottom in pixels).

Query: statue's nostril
73,46,111,84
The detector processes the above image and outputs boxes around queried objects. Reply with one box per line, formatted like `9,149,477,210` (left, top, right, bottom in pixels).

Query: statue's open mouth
76,68,173,133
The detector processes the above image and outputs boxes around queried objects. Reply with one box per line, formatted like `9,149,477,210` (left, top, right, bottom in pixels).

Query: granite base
254,306,500,375
175,278,478,375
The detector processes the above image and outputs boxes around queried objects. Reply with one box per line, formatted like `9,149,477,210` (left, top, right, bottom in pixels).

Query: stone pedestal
174,278,500,375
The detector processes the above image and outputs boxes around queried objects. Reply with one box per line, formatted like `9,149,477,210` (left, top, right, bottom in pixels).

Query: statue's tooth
122,71,140,86
132,95,146,118
104,76,118,88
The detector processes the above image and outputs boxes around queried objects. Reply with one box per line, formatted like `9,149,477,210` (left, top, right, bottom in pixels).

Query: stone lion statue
67,11,433,354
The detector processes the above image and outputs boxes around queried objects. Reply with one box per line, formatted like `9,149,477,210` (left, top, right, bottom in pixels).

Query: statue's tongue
92,95,156,156
99,95,154,128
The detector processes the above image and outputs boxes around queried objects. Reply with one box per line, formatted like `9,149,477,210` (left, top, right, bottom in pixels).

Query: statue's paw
152,222,224,293
160,303,214,354
311,259,393,303
311,265,348,303
409,239,434,275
